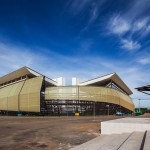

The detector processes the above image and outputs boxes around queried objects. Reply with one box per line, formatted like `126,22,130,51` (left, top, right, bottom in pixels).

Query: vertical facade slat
19,76,43,112
7,81,25,111
0,81,25,111
45,86,134,111
0,85,12,110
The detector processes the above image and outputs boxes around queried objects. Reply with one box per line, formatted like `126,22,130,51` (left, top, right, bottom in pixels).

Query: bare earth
0,116,121,150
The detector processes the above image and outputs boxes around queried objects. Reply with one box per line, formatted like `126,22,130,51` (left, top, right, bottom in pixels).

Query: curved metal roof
0,67,132,95
135,85,150,95
136,85,150,91
79,73,133,95
0,66,57,86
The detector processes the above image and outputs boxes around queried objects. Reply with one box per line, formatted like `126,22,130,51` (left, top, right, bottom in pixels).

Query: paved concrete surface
71,131,149,150
118,132,144,150
70,133,131,150
101,118,150,134
143,131,150,150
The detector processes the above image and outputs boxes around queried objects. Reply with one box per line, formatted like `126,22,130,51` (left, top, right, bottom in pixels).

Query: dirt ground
0,116,121,150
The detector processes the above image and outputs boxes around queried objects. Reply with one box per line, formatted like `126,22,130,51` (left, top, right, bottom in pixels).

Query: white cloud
109,15,130,35
132,17,150,35
121,39,141,51
125,0,150,19
146,25,150,32
0,43,40,72
138,57,150,65
106,0,150,51
69,0,92,14
107,15,150,51
133,17,150,32
80,0,107,32
142,24,150,36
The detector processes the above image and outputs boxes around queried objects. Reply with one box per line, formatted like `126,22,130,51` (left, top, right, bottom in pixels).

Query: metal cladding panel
79,87,120,105
0,85,12,110
45,86,134,111
106,88,120,105
118,92,134,111
7,81,25,111
45,86,78,100
79,86,106,102
19,76,43,112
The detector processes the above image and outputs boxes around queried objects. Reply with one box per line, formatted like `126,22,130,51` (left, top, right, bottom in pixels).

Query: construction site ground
0,116,121,150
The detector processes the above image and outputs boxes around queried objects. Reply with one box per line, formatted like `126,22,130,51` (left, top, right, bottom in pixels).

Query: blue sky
0,0,150,107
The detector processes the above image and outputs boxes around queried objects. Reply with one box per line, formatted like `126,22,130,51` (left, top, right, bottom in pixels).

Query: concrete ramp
70,131,148,150
118,132,145,150
101,118,150,134
143,131,150,150
70,133,130,150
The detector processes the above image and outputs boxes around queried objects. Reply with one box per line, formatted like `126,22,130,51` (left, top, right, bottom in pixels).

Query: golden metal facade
45,86,134,111
0,84,12,110
0,76,43,112
19,76,43,112
8,81,25,111
0,77,134,112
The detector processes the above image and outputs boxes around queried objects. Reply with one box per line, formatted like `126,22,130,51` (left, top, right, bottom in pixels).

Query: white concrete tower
72,77,80,86
53,77,66,86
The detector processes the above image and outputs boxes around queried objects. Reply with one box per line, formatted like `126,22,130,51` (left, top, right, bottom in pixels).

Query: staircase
70,131,150,150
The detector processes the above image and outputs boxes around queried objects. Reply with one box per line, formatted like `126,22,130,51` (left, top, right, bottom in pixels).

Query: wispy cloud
133,17,149,32
107,0,150,51
69,0,92,15
69,0,107,32
108,15,150,36
88,1,106,23
121,39,141,51
146,25,150,33
107,14,149,51
0,43,39,71
138,57,150,65
125,0,150,19
108,15,130,35
138,58,150,65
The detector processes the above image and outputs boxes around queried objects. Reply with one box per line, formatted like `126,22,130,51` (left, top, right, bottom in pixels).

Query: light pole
93,101,95,121
138,99,141,112
67,102,68,117
106,105,109,116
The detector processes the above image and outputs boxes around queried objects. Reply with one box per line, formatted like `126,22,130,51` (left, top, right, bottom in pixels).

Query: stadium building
0,67,134,115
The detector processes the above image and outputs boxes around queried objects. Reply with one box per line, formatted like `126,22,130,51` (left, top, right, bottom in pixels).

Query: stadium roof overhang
0,66,57,87
135,85,150,95
79,73,133,95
